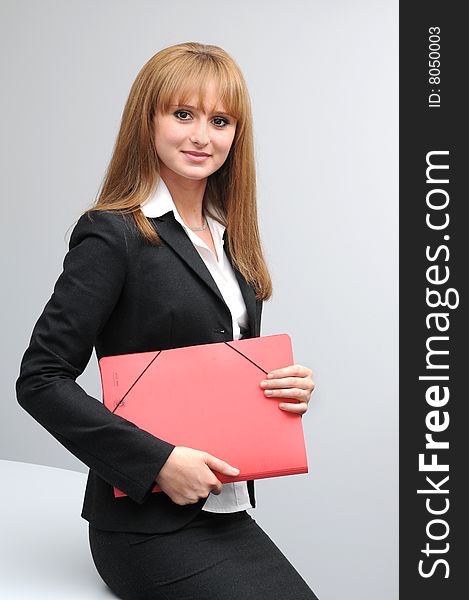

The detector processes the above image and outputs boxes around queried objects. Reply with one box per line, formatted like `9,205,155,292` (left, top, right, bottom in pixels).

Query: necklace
188,216,208,231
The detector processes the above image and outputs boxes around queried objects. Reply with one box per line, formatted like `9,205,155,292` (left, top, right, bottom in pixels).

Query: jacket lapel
150,212,257,338
222,229,258,336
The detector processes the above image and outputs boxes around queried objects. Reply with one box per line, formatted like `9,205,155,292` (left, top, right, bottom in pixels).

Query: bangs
156,57,245,121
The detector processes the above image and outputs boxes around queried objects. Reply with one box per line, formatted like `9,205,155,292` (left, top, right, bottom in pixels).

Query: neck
159,168,207,227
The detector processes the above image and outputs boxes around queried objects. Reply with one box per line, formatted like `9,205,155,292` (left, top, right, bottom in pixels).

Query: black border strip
400,3,464,596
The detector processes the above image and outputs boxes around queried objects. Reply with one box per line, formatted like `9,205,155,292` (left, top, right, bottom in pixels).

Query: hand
259,363,315,415
155,446,240,506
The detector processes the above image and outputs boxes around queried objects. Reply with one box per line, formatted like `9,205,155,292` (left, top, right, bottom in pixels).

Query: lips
181,151,211,164
182,151,211,157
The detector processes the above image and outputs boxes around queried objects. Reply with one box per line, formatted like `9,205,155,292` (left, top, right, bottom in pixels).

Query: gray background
1,1,398,598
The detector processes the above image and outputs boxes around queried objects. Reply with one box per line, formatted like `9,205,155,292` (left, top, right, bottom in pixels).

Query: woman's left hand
259,364,315,415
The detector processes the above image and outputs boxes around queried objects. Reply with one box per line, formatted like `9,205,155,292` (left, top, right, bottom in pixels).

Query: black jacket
15,209,263,533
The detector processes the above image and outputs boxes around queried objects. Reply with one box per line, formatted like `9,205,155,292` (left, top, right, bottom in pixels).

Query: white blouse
140,177,253,513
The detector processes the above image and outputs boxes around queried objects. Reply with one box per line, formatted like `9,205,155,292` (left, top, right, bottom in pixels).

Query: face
153,80,237,183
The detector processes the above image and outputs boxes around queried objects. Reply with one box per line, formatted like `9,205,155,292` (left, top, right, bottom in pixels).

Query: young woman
16,42,318,599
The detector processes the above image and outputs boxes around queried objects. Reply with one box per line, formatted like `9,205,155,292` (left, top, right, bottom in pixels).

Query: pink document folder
99,333,309,498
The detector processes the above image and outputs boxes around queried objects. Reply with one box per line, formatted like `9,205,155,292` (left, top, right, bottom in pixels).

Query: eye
174,110,192,121
212,116,230,128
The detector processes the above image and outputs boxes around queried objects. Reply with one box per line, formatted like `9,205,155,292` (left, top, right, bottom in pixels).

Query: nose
189,119,210,146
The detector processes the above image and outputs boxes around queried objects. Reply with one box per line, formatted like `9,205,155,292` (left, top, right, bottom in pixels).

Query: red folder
99,333,309,498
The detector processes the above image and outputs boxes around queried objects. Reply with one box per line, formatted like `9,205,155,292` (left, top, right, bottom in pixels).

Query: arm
15,210,175,504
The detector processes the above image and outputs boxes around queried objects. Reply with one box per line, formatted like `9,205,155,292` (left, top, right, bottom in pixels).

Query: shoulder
72,209,130,233
70,210,137,253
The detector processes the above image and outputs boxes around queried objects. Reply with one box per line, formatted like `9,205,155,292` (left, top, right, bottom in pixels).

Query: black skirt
89,509,319,600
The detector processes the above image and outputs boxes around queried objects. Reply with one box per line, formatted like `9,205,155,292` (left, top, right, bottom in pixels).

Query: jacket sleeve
15,210,176,504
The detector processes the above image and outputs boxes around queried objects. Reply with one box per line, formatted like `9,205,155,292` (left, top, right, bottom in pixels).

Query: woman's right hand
154,446,240,506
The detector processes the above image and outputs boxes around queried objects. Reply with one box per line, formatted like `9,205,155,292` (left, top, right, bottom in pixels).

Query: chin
176,165,219,180
178,170,212,181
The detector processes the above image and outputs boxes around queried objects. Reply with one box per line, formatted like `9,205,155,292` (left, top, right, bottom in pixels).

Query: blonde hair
85,42,272,301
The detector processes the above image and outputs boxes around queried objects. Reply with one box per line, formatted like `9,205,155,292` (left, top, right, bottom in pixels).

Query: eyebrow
170,104,233,118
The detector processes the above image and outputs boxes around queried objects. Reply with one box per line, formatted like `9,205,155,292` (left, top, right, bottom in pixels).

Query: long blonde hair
85,42,272,301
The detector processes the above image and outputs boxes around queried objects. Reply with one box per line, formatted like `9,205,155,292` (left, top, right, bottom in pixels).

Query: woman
16,42,318,599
